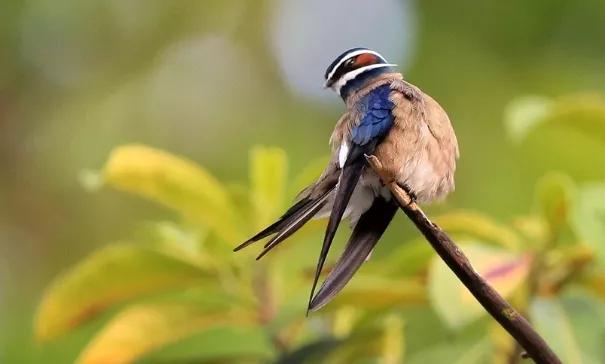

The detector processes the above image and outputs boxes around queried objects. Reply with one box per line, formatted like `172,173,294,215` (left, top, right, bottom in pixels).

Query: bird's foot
397,183,417,205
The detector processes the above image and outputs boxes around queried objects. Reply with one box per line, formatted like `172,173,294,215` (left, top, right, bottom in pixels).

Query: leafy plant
35,93,605,363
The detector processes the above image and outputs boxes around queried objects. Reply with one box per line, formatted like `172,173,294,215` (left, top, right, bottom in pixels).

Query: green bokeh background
1,1,605,363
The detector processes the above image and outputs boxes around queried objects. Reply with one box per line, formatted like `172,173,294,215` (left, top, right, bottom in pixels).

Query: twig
365,155,561,364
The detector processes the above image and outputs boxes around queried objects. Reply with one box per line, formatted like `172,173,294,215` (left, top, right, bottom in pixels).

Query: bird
234,47,459,313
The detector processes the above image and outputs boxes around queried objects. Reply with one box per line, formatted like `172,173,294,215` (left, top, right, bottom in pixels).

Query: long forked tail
307,157,365,313
233,188,334,256
308,197,397,311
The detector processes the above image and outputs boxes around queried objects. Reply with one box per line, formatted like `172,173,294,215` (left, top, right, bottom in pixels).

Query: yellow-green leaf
505,94,605,143
504,95,553,143
35,244,209,341
407,339,490,364
374,239,435,277
582,272,605,298
289,154,330,197
137,325,274,363
511,215,549,245
549,94,605,144
536,173,575,234
76,302,250,364
249,146,287,228
572,183,605,265
530,299,584,364
435,211,521,250
380,314,405,364
328,275,426,310
103,144,238,242
428,242,532,328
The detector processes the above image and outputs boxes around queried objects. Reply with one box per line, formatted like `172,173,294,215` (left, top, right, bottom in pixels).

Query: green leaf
550,94,605,144
329,275,426,311
279,322,405,364
137,325,274,363
511,215,549,246
505,94,605,144
504,96,553,142
535,172,576,235
376,239,435,277
379,314,405,364
103,144,239,242
582,271,605,298
435,211,521,250
406,338,490,364
35,244,209,341
249,146,288,228
78,169,104,192
571,183,605,264
76,302,251,364
273,338,343,364
289,154,330,197
559,293,605,363
530,298,592,364
428,242,531,328
505,95,605,181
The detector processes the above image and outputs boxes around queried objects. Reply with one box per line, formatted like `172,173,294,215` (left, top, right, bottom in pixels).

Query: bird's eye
345,58,356,67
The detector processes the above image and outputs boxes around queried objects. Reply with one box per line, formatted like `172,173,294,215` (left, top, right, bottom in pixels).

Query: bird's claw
397,182,417,205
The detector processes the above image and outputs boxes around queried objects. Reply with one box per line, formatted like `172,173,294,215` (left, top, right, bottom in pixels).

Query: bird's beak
323,79,333,89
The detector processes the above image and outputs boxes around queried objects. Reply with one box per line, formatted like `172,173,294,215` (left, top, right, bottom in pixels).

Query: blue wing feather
351,85,394,146
307,85,395,312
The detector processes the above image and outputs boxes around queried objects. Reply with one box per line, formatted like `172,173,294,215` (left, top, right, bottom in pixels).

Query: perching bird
234,48,459,312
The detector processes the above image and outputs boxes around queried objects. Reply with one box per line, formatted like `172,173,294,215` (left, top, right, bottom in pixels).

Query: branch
365,155,561,364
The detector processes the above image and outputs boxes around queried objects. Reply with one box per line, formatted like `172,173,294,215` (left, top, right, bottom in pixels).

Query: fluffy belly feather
329,135,455,228
396,151,455,203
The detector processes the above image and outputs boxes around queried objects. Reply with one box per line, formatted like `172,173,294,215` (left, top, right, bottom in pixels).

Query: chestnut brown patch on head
327,54,379,88
354,53,378,67
324,48,390,89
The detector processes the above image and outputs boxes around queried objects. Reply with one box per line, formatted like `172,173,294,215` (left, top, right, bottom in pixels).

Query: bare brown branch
365,154,561,364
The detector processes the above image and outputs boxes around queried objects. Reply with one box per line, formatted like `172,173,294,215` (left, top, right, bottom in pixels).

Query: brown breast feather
306,74,458,203
376,78,459,200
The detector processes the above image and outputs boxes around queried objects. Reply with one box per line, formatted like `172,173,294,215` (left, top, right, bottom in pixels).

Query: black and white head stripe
324,48,387,81
324,48,396,95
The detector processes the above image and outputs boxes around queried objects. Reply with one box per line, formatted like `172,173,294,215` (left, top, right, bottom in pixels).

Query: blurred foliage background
1,0,605,363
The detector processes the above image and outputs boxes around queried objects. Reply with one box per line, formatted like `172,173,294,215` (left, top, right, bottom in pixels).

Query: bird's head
324,48,397,98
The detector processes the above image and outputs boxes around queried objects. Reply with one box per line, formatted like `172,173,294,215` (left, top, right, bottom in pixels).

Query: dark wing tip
306,159,365,313
233,239,255,252
257,194,330,261
309,276,347,311
256,237,280,260
309,198,398,312
255,249,270,260
234,198,318,253
308,294,327,313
